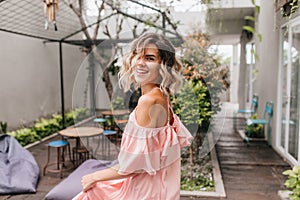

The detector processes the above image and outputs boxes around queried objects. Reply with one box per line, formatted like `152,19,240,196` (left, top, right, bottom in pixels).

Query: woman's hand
80,164,131,192
81,173,97,192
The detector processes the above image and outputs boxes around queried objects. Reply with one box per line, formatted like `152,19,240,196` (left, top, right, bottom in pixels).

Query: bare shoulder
136,90,168,128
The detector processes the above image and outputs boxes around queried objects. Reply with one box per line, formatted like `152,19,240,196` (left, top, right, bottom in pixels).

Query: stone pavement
0,103,291,200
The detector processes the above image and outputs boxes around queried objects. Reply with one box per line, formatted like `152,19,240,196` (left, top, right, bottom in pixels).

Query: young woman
73,32,193,200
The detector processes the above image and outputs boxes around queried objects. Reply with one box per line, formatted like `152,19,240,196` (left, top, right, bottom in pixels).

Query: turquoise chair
246,101,274,146
233,94,259,131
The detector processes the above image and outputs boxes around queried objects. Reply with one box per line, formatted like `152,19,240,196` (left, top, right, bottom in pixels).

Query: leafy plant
0,121,7,134
172,32,228,186
8,128,40,146
111,96,126,110
181,175,214,191
283,166,300,200
65,108,89,126
281,0,299,18
173,32,228,160
245,113,264,138
180,153,215,191
172,79,213,129
180,33,228,115
7,108,88,146
32,118,61,138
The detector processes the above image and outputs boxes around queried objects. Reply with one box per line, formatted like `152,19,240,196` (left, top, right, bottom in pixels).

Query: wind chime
43,0,58,31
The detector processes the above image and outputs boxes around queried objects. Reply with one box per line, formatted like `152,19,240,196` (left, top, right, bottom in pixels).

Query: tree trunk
102,68,113,100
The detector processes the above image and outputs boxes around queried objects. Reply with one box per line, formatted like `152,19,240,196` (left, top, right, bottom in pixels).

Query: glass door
279,26,289,151
279,21,300,164
288,24,300,160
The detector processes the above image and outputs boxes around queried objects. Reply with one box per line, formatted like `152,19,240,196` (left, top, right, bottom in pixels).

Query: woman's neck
141,84,160,95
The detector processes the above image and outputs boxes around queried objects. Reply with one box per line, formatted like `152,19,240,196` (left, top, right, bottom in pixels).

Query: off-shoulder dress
72,108,193,200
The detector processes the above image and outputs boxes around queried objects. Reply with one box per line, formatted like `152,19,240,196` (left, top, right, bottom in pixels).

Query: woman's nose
137,57,145,65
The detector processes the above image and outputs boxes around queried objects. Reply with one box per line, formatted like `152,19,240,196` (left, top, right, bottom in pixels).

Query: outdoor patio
1,1,299,200
0,103,290,200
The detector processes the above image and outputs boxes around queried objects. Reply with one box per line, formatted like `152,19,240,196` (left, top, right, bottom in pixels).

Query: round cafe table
59,127,103,165
101,109,130,117
100,109,130,130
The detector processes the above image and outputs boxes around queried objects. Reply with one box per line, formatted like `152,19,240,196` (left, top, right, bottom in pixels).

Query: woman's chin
134,75,147,84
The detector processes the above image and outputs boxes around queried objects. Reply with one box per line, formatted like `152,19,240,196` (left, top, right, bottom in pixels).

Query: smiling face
132,43,162,86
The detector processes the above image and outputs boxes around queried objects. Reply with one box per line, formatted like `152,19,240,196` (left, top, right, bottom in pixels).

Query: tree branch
93,0,105,40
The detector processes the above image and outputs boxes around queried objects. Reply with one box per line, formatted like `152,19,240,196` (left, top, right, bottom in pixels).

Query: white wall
254,0,279,145
0,31,84,130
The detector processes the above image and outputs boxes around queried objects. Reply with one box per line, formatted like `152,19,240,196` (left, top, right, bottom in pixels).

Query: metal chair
103,130,118,157
93,117,106,125
233,94,259,131
72,146,91,167
245,101,274,146
43,140,73,178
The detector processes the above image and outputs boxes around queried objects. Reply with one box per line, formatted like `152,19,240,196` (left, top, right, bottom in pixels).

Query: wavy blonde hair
118,32,183,96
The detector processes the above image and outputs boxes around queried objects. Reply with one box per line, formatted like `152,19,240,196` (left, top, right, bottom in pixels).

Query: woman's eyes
146,57,155,61
134,55,157,62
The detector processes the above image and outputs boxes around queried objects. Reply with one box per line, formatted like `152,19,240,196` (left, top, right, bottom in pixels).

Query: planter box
180,133,226,199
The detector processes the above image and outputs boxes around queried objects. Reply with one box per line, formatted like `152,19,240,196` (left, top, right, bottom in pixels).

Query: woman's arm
81,164,133,192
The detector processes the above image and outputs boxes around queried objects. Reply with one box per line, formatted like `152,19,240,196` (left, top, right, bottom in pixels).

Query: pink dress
73,110,193,200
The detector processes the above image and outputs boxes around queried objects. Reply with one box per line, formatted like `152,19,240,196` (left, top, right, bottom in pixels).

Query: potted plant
282,166,300,200
245,114,264,138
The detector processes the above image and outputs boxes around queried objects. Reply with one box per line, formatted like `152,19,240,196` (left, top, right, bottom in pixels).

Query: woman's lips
135,68,148,75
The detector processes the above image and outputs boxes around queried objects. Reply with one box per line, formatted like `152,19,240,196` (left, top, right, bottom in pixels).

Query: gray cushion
45,159,118,200
0,134,39,194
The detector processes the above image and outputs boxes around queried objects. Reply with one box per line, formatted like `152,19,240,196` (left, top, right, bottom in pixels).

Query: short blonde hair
118,32,182,96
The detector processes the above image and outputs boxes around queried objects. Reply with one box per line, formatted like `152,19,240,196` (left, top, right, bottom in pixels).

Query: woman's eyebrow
145,54,157,57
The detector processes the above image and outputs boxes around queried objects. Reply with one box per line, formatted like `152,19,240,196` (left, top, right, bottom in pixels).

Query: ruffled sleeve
117,112,193,175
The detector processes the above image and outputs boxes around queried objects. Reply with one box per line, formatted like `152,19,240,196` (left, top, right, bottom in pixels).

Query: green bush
181,174,214,191
283,166,300,200
32,118,61,138
172,79,213,129
7,108,88,146
8,128,41,146
175,32,228,132
173,32,226,191
111,96,126,110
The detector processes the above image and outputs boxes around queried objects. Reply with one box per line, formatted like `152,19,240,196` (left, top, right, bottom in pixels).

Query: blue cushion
237,109,253,114
48,140,69,147
247,119,268,125
94,118,106,123
45,159,118,200
103,130,117,136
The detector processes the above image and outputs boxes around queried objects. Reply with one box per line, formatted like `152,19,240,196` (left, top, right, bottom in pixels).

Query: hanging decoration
43,0,59,31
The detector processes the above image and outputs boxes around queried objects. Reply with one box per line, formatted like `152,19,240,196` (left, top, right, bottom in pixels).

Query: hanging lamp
43,0,58,31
